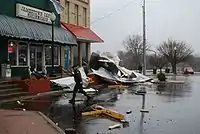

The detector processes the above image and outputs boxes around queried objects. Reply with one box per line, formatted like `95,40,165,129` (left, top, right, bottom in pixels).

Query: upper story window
80,0,89,3
65,1,70,23
83,7,87,27
74,4,79,25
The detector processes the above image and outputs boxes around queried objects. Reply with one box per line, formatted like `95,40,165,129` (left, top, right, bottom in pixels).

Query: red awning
61,22,103,43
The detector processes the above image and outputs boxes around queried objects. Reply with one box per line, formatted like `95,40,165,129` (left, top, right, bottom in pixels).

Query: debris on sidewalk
140,109,149,113
108,84,129,89
65,128,76,134
82,104,125,121
108,124,123,130
13,108,26,111
82,110,104,117
126,110,132,114
17,100,24,106
121,120,130,128
83,88,98,95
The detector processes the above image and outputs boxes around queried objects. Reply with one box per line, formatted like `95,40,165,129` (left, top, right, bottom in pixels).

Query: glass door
30,45,43,72
30,46,36,71
36,47,42,72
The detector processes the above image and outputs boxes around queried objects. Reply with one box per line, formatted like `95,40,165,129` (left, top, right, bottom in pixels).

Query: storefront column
86,43,91,63
78,43,82,66
16,43,19,66
27,43,30,67
60,46,64,67
42,45,45,72
70,45,74,67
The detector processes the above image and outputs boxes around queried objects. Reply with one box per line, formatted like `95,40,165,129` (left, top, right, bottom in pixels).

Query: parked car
183,67,194,74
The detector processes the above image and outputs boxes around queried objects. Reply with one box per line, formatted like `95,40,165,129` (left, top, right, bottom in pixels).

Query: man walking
69,66,91,104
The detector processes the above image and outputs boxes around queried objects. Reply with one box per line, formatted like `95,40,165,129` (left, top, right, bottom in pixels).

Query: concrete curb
38,112,66,134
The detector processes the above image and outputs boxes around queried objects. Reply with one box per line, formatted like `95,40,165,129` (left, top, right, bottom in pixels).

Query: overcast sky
90,0,200,55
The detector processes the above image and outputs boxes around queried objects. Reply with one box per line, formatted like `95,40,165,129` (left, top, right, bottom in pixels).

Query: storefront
0,2,77,78
61,22,103,67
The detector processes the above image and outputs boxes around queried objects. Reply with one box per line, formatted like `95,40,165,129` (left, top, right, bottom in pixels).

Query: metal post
174,50,177,74
60,45,62,77
142,95,145,109
51,21,54,68
142,0,146,75
60,46,62,66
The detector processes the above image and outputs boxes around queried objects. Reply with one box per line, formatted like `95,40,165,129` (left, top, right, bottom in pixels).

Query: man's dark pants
71,83,90,101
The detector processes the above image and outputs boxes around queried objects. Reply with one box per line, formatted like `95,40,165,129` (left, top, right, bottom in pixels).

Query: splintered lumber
84,104,125,121
82,110,104,116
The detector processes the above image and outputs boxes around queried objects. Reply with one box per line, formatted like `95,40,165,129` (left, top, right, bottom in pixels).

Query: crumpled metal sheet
91,67,118,83
90,67,138,84
89,53,152,84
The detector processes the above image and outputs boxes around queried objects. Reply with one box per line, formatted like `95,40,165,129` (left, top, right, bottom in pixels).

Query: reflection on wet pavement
1,76,200,134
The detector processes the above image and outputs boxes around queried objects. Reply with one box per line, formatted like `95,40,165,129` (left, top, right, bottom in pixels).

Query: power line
91,0,138,25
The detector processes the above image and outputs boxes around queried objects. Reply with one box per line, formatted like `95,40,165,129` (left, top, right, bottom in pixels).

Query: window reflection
45,45,59,65
18,42,28,66
8,41,17,66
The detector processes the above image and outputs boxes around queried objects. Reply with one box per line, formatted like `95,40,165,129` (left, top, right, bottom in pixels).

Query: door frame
29,44,44,72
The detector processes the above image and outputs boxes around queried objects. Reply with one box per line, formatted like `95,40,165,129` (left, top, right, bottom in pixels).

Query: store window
8,41,17,66
18,42,28,66
45,45,59,65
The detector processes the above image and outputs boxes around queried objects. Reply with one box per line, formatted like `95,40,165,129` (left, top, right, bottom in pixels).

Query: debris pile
88,52,152,85
51,52,152,90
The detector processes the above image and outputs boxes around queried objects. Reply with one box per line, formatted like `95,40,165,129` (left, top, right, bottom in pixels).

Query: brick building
60,0,103,68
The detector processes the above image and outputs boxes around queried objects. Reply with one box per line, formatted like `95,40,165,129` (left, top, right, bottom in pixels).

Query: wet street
1,75,200,134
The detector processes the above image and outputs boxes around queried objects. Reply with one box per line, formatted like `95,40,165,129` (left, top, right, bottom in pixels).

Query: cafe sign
16,3,52,24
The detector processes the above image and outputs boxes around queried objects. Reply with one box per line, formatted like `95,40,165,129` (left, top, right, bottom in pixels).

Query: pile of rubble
51,52,152,91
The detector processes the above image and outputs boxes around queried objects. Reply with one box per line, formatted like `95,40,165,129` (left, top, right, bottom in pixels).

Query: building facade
0,0,76,78
60,0,90,27
60,0,103,68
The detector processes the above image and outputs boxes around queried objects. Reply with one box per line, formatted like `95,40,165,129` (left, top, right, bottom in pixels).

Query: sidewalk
0,109,65,134
0,90,72,105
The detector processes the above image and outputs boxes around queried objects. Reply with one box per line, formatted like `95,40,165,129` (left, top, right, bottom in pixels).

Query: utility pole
142,0,146,75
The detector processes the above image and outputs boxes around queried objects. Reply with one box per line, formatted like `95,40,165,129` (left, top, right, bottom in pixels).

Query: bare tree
117,50,124,59
157,39,193,74
149,55,168,72
123,34,150,69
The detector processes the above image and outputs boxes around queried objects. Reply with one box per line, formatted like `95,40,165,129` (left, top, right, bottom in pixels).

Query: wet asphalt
1,75,199,134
